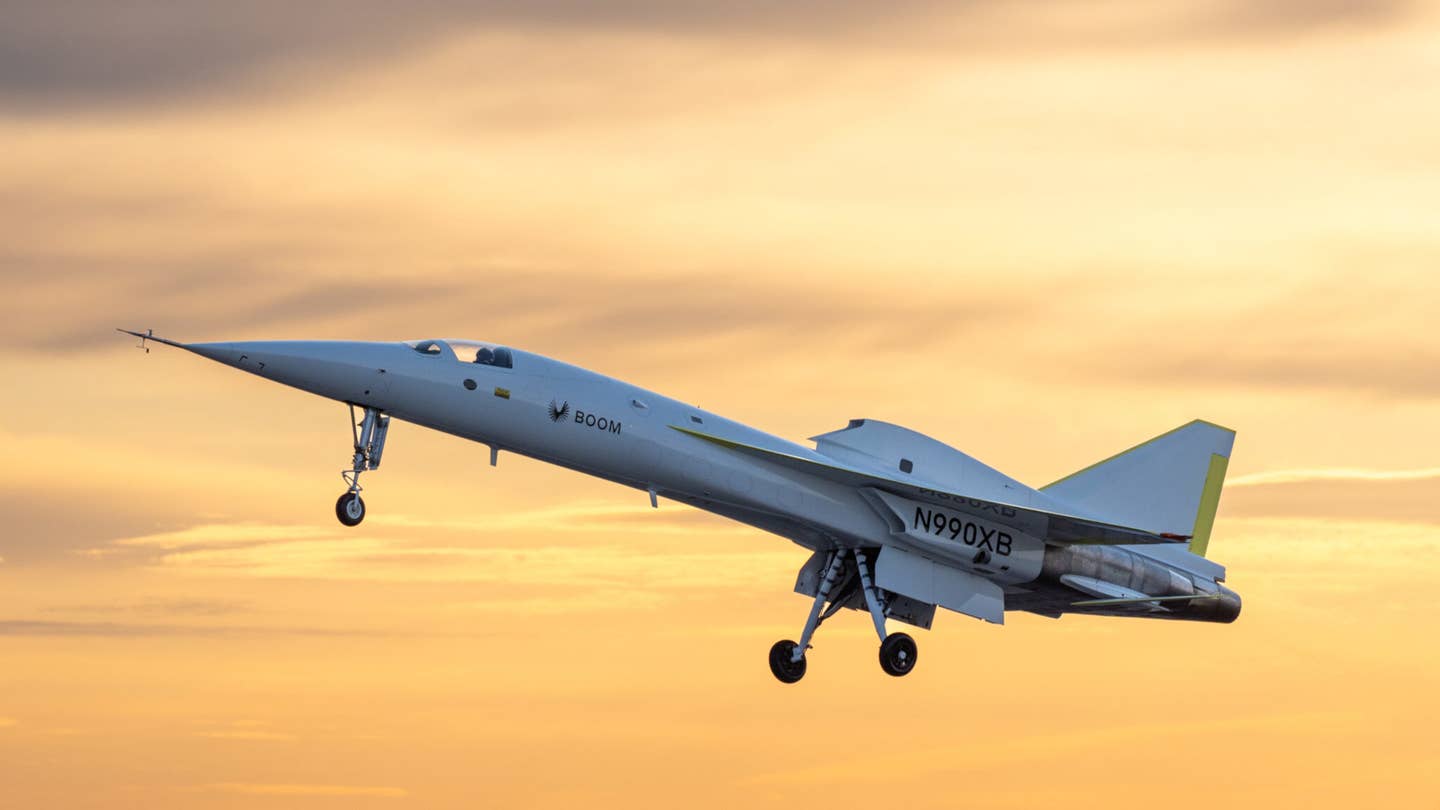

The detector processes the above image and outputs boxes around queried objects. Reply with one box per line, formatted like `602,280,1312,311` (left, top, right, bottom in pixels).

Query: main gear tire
879,632,918,677
768,640,807,684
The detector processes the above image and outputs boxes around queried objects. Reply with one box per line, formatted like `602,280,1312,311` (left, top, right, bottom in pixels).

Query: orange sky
3,2,1439,807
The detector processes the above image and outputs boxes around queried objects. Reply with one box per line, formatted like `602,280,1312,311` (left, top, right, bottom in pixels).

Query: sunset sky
3,2,1439,807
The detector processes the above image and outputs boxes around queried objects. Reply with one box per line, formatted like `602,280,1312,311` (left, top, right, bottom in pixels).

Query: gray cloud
0,619,348,636
2,246,463,350
11,194,1440,404
0,0,931,108
0,488,188,565
25,208,1440,404
2,223,1059,366
1207,0,1411,36
0,618,494,637
1220,476,1440,524
0,1,1414,110
45,597,251,617
1065,260,1440,401
1124,343,1440,400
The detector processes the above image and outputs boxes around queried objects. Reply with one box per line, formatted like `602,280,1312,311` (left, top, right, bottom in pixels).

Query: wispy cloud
194,729,297,741
45,598,251,618
1229,467,1440,487
746,709,1360,787
5,247,1047,360
140,536,797,589
194,722,297,741
368,502,744,535
109,522,337,551
1066,266,1440,401
0,620,392,638
445,589,665,616
191,782,407,798
92,509,799,593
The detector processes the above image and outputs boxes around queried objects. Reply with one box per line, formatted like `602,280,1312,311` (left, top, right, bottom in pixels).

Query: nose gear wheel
336,492,366,526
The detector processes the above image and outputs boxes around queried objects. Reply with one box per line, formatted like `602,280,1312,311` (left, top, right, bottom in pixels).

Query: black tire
768,640,807,684
335,492,366,527
879,632,918,677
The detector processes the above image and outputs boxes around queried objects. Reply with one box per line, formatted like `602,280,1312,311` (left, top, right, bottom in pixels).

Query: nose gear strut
337,403,389,527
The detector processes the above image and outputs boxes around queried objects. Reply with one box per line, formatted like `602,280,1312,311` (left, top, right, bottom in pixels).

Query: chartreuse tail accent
1188,453,1230,558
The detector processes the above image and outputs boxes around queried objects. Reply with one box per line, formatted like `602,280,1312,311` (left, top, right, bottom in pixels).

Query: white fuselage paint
191,340,902,557
863,490,1046,586
168,337,1242,626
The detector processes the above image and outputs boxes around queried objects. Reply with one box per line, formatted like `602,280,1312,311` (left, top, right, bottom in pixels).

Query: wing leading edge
669,426,1185,548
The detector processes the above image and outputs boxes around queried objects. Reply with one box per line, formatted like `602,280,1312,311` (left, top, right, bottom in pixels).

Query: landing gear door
367,413,391,469
875,545,1005,625
793,550,830,597
350,405,391,470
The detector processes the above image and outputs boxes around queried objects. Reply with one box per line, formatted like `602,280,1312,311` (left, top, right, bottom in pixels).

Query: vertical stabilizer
1040,420,1235,557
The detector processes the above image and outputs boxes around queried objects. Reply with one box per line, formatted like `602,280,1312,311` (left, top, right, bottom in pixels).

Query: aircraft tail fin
1040,420,1235,557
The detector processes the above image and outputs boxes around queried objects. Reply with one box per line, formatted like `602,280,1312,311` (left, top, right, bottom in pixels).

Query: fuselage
191,338,887,548
178,337,1240,623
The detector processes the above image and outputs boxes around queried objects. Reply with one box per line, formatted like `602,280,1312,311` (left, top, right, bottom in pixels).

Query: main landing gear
336,404,389,527
768,547,918,684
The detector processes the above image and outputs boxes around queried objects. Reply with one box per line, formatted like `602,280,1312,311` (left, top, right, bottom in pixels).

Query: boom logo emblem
548,400,622,434
547,400,570,422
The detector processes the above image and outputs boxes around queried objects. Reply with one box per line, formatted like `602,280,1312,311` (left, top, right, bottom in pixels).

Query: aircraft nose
186,342,285,378
185,342,246,368
185,340,395,406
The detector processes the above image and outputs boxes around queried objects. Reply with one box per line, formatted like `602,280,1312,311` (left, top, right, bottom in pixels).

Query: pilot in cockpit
474,347,495,365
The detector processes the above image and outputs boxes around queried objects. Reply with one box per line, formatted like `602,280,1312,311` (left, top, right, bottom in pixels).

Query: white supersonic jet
120,329,1240,682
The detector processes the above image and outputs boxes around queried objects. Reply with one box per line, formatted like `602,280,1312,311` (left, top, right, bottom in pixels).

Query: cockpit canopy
405,339,514,369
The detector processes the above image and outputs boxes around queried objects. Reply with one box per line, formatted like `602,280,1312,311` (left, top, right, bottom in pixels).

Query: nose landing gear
337,404,389,527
